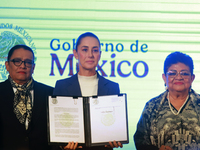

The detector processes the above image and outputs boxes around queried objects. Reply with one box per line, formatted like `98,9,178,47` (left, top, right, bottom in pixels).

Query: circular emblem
93,98,99,105
52,98,58,104
59,113,74,127
101,112,115,126
0,31,26,81
0,23,36,82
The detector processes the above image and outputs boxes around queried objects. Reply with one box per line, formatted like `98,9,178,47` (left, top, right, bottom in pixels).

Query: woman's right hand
159,145,173,150
62,142,82,150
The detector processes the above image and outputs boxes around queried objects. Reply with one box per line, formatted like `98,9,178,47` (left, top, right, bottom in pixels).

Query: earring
164,83,168,90
189,86,192,92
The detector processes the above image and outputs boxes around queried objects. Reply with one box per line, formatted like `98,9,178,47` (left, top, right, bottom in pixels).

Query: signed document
48,96,85,144
48,94,128,146
89,95,128,144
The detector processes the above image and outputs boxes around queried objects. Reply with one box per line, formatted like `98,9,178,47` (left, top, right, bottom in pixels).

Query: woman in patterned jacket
134,51,200,150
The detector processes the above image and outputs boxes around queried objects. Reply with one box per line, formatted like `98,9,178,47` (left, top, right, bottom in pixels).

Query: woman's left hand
105,141,123,148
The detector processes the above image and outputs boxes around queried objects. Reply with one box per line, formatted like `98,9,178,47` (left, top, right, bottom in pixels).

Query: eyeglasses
8,59,34,68
166,70,191,79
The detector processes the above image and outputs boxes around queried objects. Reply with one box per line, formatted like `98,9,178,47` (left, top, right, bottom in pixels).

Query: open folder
47,94,129,147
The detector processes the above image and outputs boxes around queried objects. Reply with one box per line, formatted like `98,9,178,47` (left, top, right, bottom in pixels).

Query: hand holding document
48,94,129,147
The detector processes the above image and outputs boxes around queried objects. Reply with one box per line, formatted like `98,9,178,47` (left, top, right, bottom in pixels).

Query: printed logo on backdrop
0,23,36,82
50,38,149,78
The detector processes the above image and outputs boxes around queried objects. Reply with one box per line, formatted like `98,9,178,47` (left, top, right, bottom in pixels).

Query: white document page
89,95,127,143
48,96,85,143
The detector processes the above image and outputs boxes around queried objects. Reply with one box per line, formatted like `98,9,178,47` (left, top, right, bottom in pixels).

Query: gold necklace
167,92,189,116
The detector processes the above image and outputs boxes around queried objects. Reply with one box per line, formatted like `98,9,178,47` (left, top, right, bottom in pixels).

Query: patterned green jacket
134,89,200,150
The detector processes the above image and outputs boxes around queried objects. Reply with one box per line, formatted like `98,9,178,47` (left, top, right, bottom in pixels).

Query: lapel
68,74,82,97
97,72,108,96
31,81,46,124
1,79,15,107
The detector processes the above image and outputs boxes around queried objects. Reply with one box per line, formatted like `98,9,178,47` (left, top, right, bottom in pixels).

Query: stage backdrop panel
0,0,200,149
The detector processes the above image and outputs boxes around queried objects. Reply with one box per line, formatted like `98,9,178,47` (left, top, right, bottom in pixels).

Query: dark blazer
0,79,54,150
53,72,120,96
53,72,120,150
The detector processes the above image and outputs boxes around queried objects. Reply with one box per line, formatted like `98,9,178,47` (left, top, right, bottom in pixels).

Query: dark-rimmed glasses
166,70,191,79
8,58,34,68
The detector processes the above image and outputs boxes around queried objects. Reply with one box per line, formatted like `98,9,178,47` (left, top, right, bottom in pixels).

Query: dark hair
164,51,194,75
7,44,35,61
74,32,101,52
